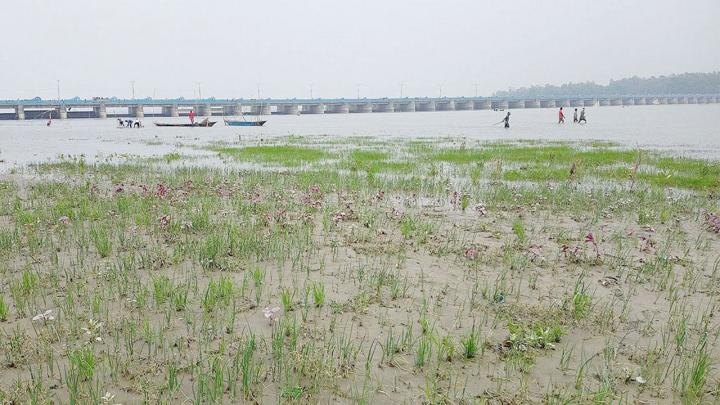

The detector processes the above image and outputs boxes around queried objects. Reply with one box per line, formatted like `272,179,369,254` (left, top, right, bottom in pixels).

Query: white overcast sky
1,0,718,100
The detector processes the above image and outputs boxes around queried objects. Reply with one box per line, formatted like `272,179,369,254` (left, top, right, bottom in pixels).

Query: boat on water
154,119,216,127
224,119,267,127
224,87,268,127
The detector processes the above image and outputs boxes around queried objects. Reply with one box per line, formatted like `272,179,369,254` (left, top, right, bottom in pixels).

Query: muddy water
0,104,719,171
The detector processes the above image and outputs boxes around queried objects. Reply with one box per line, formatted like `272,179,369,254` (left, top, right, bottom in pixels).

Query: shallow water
1,104,719,172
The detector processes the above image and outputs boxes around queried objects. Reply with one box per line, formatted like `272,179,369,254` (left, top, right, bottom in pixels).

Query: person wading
578,107,587,124
558,107,565,124
573,108,578,123
497,112,511,128
189,109,196,124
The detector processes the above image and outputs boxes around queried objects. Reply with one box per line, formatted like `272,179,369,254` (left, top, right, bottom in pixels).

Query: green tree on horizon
493,72,720,97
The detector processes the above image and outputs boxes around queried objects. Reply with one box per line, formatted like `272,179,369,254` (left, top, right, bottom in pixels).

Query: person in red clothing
189,109,196,124
558,107,565,124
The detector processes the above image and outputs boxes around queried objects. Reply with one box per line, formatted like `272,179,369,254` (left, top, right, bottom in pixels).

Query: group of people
496,106,587,129
558,107,587,124
117,118,142,128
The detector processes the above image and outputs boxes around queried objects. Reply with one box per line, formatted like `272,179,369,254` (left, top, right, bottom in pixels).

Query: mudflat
1,136,719,404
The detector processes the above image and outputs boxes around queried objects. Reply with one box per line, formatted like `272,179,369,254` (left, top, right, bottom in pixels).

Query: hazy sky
1,0,718,100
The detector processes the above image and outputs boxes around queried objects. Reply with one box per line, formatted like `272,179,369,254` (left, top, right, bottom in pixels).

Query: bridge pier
251,105,272,115
15,105,25,120
622,97,634,106
277,104,300,115
93,104,107,119
372,102,394,113
609,98,622,106
52,106,68,119
222,103,243,116
474,100,492,110
162,105,179,117
540,100,556,108
569,99,583,107
598,99,611,107
491,100,509,110
524,99,540,108
508,100,524,109
128,106,144,118
416,100,436,111
396,102,415,112
455,100,474,110
436,100,455,111
583,99,597,107
350,103,372,113
325,104,349,114
301,104,324,114
195,104,211,116
633,97,646,105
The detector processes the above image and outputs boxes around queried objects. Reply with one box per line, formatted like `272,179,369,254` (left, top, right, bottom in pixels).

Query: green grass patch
343,149,415,175
503,166,573,182
163,152,183,163
601,167,720,191
433,144,637,166
214,145,333,166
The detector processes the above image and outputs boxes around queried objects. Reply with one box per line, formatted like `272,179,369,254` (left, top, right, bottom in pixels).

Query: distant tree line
493,72,720,97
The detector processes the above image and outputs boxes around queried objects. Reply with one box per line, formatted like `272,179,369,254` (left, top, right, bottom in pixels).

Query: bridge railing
0,94,718,107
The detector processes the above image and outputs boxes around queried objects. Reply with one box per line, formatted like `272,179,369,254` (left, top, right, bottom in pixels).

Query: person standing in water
558,107,565,124
189,109,196,124
573,108,579,123
578,107,587,124
502,112,511,128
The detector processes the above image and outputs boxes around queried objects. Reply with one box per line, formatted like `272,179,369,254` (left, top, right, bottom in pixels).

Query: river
1,104,718,171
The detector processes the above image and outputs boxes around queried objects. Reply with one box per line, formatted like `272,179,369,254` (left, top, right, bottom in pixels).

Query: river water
0,104,718,172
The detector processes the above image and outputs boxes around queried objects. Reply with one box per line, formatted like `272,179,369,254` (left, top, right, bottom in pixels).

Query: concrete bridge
0,94,717,120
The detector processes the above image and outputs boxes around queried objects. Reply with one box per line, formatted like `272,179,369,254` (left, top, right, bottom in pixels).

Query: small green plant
280,287,294,312
437,335,456,362
90,226,112,258
507,320,564,350
312,281,326,308
0,296,8,321
460,194,470,211
512,218,526,244
203,276,234,312
68,346,96,381
569,278,592,320
281,385,305,400
251,267,266,304
152,275,173,307
166,361,181,394
461,325,480,359
381,328,401,364
415,336,431,367
172,287,188,312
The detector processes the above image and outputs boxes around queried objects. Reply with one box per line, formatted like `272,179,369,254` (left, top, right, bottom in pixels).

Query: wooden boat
224,119,267,127
154,119,216,127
